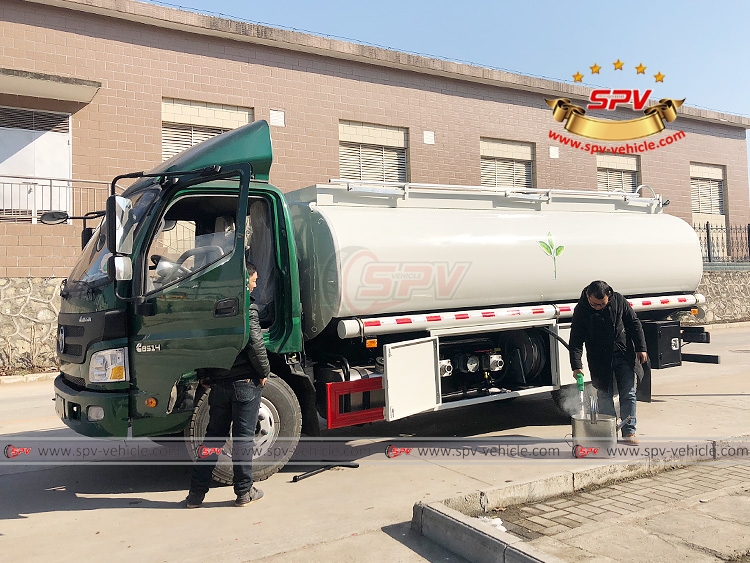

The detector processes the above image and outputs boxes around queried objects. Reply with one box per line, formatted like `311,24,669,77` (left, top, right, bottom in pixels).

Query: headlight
89,348,129,383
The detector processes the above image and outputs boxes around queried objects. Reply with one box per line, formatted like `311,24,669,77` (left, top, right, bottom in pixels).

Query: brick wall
1,0,747,223
0,223,81,278
0,0,749,281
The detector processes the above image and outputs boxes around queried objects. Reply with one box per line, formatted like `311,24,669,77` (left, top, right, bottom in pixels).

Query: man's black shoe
185,492,204,509
235,487,264,506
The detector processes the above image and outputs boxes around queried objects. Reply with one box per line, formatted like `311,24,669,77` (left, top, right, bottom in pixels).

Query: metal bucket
571,414,617,458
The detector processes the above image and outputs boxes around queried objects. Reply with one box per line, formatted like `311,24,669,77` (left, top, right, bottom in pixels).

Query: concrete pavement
0,323,749,562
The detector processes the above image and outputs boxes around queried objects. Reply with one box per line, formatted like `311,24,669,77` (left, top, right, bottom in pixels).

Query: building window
0,106,72,220
162,123,229,161
338,121,408,182
690,163,725,216
161,99,253,161
480,139,533,189
596,154,638,192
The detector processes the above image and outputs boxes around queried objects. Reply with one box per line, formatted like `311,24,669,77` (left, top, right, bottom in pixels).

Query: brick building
1,0,750,369
1,0,749,277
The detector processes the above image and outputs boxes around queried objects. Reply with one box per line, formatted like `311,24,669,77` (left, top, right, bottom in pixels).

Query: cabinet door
383,337,440,421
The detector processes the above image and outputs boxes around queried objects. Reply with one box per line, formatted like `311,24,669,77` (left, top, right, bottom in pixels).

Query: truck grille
56,310,126,364
63,373,86,388
64,325,85,338
63,343,83,356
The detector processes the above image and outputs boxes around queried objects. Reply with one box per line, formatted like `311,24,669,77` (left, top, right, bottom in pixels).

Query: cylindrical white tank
287,186,702,340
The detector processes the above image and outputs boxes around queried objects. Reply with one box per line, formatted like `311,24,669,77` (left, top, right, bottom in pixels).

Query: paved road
1,323,749,562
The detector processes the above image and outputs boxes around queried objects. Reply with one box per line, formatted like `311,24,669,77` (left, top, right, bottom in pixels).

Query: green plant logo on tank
538,231,564,279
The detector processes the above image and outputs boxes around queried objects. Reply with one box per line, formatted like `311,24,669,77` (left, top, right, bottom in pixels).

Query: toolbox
641,320,682,369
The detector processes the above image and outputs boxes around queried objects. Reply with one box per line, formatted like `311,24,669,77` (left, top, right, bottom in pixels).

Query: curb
411,438,749,563
412,501,567,563
0,372,58,384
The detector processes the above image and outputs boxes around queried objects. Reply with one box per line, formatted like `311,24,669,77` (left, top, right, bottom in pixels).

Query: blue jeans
190,378,263,496
596,353,637,436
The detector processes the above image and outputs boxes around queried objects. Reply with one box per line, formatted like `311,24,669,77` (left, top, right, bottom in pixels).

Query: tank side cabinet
642,321,719,368
642,320,682,369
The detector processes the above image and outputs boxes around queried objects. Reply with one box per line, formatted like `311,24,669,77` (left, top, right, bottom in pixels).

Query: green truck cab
52,121,306,481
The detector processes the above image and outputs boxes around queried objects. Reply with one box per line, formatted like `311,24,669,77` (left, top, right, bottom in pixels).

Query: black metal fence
693,223,750,263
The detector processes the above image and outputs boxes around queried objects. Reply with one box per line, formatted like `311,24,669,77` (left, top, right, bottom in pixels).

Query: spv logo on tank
341,247,471,315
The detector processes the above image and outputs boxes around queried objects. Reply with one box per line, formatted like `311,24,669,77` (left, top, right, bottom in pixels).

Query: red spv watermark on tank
4,444,31,458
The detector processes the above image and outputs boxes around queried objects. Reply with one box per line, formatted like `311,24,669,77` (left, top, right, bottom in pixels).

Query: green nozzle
575,372,584,391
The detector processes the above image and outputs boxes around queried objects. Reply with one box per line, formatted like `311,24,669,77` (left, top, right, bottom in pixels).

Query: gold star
590,63,601,74
635,63,647,74
654,71,665,83
573,71,584,83
613,59,624,70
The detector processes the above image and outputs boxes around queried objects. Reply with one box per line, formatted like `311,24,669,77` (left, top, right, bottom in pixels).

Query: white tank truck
287,179,706,429
49,122,710,483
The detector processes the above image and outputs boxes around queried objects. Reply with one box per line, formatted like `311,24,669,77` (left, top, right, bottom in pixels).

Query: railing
693,222,750,263
0,175,116,223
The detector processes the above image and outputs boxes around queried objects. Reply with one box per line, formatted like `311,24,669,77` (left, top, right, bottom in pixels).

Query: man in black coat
186,258,270,508
569,280,648,444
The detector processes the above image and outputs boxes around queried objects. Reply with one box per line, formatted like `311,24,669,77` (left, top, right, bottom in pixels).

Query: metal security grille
480,157,533,189
596,168,637,192
339,142,407,182
690,177,725,215
162,122,229,161
0,106,70,133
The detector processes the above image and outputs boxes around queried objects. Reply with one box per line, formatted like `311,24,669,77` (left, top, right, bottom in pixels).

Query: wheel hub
253,399,278,456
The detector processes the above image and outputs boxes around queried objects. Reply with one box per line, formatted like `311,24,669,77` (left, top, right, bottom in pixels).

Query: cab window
145,194,238,293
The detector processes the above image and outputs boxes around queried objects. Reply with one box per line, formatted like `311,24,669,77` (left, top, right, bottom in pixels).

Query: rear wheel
185,377,302,484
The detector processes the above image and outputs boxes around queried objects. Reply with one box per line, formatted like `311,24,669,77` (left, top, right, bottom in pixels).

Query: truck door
129,169,251,435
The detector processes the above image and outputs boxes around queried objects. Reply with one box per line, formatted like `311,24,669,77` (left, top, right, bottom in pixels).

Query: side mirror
40,211,70,225
107,255,133,282
106,195,135,255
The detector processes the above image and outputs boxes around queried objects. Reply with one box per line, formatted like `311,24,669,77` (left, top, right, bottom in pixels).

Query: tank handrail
337,293,705,339
326,179,662,205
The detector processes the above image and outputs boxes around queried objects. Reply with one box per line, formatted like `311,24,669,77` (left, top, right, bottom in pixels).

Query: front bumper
54,375,130,437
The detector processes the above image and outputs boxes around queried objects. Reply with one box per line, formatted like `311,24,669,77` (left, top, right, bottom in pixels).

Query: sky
147,0,749,173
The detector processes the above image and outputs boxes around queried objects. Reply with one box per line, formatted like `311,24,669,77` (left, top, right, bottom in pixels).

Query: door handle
214,298,239,318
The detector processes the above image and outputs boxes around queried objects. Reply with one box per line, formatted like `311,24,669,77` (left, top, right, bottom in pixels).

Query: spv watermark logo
573,445,599,458
546,59,686,149
385,445,412,458
4,444,31,458
197,446,225,459
339,247,471,315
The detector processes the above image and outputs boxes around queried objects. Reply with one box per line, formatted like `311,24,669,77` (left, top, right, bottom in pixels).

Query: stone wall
691,267,750,324
0,270,748,370
0,277,61,370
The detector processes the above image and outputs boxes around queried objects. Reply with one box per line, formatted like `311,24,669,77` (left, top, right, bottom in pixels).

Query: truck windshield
67,188,158,288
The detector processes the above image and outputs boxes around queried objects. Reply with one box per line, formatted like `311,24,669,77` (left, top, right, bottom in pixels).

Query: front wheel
185,377,302,484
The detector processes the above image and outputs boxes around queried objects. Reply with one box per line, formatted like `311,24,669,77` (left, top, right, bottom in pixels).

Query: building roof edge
23,0,750,128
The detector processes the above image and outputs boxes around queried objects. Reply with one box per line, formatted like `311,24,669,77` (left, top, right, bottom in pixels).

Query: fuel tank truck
47,121,708,484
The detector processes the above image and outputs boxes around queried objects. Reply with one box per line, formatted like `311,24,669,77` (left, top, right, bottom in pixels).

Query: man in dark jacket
186,259,270,508
569,280,648,444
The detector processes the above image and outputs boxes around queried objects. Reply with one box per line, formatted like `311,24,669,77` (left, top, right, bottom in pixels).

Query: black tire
184,377,302,485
